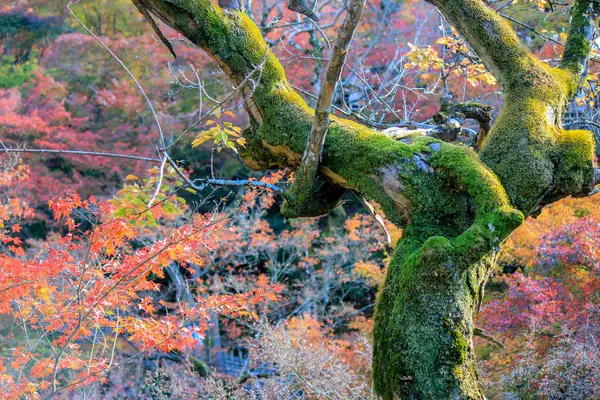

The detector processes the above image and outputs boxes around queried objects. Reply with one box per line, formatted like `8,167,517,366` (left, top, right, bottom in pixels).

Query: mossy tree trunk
136,0,598,398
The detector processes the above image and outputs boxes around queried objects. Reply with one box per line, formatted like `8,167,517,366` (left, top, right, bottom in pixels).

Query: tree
123,0,599,398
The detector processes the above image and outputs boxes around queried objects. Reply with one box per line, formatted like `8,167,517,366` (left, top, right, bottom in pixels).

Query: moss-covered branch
429,0,596,213
561,0,600,82
139,0,509,228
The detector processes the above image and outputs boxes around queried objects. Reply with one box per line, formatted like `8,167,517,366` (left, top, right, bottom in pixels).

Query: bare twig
355,193,392,246
0,147,161,163
164,153,284,193
147,152,168,207
196,178,285,193
162,50,270,152
474,327,505,349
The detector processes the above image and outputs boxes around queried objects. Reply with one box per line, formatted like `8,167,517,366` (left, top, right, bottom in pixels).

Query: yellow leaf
223,110,235,117
435,37,454,46
191,138,205,148
35,286,51,303
125,174,139,181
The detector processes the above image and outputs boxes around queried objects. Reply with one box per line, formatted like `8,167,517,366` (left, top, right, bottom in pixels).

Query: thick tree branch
284,0,366,217
429,0,596,214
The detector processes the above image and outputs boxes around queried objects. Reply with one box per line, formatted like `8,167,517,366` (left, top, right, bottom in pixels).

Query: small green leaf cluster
192,110,246,153
111,166,188,228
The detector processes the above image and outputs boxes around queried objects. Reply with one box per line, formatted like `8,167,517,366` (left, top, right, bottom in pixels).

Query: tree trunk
374,241,494,399
133,0,598,398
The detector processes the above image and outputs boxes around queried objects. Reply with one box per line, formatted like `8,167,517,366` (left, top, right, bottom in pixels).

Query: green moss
479,63,593,213
561,0,598,79
552,128,596,197
420,236,453,262
431,0,594,215
431,143,508,212
373,229,483,399
253,88,442,224
373,185,516,399
374,228,498,398
448,323,468,365
371,136,522,399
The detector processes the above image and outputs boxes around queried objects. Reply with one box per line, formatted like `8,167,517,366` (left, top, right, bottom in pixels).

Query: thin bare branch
163,153,284,193
0,147,161,163
147,152,168,207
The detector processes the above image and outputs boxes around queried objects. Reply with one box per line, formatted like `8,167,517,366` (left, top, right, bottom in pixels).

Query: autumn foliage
2,0,600,398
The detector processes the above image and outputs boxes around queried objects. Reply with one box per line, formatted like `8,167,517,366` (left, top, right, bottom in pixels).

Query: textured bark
561,0,600,78
133,0,597,398
284,0,366,218
432,100,494,148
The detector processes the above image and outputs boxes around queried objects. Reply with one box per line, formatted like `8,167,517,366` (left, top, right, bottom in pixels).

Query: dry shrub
199,315,374,399
500,323,600,400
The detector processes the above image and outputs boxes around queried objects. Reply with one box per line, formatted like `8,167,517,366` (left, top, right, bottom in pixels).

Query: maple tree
0,163,285,398
2,0,600,399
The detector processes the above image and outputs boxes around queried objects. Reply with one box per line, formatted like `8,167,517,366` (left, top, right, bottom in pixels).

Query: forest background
1,0,600,398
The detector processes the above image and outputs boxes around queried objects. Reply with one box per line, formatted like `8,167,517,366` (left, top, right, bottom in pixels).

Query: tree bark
133,0,598,398
284,0,366,219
